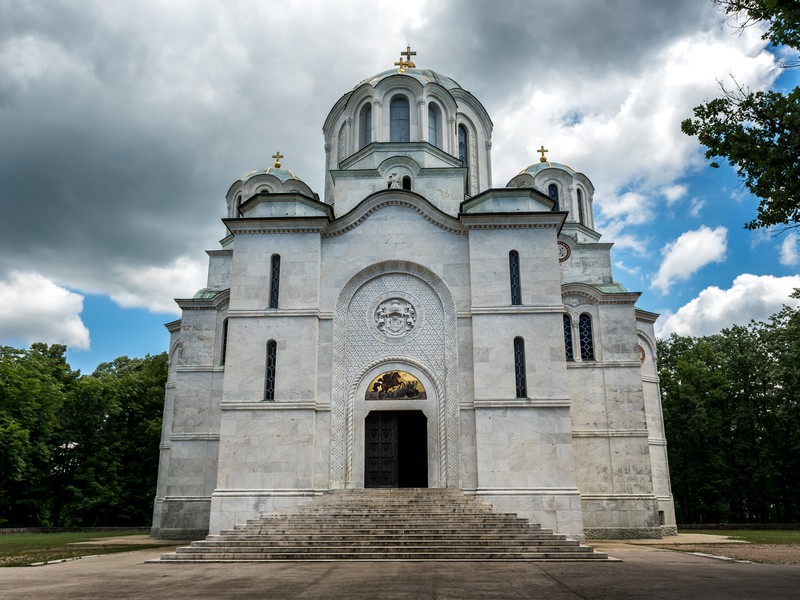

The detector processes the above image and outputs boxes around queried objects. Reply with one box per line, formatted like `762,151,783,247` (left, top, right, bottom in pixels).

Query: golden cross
537,145,549,163
401,45,416,63
272,150,284,168
394,58,410,73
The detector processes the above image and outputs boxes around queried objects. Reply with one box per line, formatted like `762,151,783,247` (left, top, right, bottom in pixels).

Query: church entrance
364,411,428,488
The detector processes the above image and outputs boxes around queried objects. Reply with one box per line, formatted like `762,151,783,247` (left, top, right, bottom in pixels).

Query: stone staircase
153,489,608,562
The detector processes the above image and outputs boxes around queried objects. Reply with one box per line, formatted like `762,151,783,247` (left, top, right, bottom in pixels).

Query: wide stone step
159,550,607,561
151,489,608,563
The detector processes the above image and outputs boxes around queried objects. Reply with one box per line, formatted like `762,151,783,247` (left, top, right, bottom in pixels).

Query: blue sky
1,1,798,374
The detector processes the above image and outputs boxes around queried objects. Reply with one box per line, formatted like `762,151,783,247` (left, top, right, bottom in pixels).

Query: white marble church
151,49,676,540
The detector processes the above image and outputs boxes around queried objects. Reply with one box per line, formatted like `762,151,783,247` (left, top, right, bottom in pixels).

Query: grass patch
0,531,175,567
690,529,800,545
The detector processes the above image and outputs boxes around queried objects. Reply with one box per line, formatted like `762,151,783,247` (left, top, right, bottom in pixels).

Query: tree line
0,345,166,527
658,296,800,524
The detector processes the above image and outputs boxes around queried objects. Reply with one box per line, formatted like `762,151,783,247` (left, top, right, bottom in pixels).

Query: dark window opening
265,340,277,401
579,313,595,360
514,337,527,398
563,314,574,361
402,176,411,190
221,318,229,365
577,188,586,225
509,250,522,305
269,254,280,309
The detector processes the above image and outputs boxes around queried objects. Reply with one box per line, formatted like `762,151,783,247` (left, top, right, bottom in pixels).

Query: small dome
357,67,462,92
518,161,578,177
193,288,223,300
242,166,304,184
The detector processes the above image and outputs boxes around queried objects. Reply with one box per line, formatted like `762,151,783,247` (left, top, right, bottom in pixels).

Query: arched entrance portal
365,410,428,488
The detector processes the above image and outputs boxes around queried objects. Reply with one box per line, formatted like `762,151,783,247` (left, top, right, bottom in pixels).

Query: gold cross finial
401,45,416,64
272,150,284,168
394,45,417,72
537,145,549,163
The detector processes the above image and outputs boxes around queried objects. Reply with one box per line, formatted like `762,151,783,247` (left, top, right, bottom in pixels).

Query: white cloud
112,256,207,315
0,271,90,349
779,232,799,266
652,226,727,294
663,184,688,204
656,274,800,337
687,198,705,218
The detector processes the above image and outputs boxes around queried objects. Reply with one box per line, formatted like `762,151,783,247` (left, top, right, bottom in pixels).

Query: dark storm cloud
410,0,716,102
0,0,734,307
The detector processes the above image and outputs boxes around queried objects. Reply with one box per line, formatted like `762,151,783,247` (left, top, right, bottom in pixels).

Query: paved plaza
1,536,799,599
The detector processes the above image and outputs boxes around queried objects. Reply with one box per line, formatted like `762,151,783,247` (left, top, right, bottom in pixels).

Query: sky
1,0,799,375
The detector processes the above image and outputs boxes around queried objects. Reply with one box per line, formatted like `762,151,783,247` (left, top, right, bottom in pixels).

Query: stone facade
151,61,676,541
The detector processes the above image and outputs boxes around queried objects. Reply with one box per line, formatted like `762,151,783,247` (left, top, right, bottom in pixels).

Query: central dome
356,67,463,92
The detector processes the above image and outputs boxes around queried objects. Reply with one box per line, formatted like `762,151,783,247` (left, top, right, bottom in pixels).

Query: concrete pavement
1,536,798,599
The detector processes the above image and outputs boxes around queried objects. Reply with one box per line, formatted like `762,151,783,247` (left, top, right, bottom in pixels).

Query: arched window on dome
402,176,411,190
577,188,586,225
236,194,243,217
428,103,441,148
579,313,595,360
390,96,410,142
548,183,559,210
513,337,527,398
359,103,372,149
458,125,469,167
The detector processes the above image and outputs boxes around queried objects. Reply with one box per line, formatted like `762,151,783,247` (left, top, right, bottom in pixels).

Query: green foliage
659,297,800,523
689,529,800,544
681,0,800,230
0,530,167,567
0,346,166,527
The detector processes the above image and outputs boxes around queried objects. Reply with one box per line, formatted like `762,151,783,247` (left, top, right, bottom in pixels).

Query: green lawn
0,531,174,567
691,529,800,545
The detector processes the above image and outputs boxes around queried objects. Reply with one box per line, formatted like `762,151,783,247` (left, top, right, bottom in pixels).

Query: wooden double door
365,411,428,488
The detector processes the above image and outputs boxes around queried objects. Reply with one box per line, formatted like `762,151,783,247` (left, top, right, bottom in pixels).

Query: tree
659,296,800,523
681,0,800,230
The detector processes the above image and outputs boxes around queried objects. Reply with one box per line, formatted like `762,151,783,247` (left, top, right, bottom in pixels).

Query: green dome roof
357,67,462,91
518,161,578,177
242,166,303,183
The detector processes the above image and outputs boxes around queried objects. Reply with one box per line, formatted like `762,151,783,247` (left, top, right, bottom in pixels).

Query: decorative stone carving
638,344,646,364
388,173,402,189
558,241,571,262
375,298,416,338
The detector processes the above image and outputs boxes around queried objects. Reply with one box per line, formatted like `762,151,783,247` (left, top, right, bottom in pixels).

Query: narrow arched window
359,103,372,148
509,250,521,305
236,194,243,217
428,104,441,148
221,318,229,365
577,188,586,225
402,176,411,190
265,340,277,401
390,96,410,142
269,254,280,309
513,337,527,398
458,125,469,167
579,313,594,360
563,314,574,361
548,183,559,210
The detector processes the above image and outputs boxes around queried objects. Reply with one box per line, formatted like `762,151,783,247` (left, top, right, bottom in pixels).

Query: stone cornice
325,192,465,237
223,216,329,235
562,282,642,305
469,304,566,315
571,429,649,438
460,212,564,230
635,308,661,323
